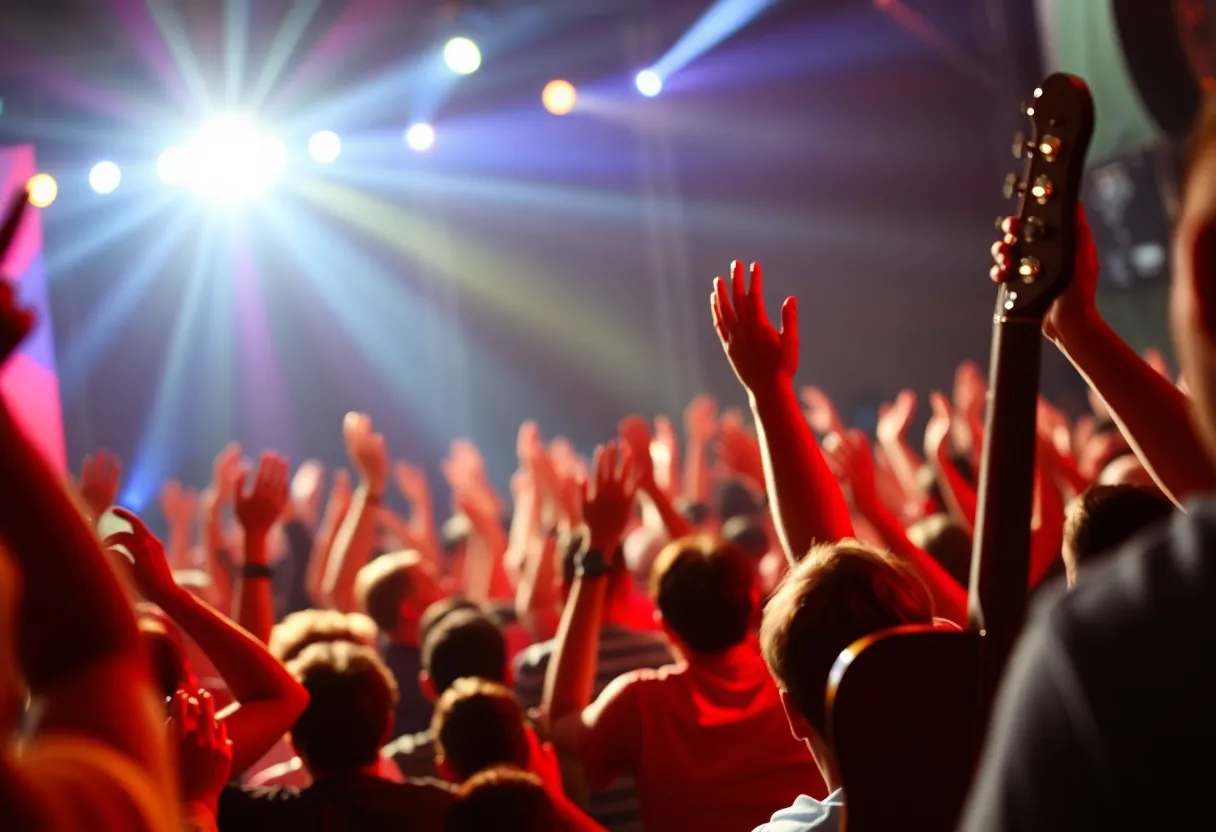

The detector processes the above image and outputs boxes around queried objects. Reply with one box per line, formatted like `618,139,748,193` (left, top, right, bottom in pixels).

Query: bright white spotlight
308,130,342,164
405,123,435,152
89,161,122,194
158,146,189,186
542,80,577,115
635,69,663,97
182,116,287,203
444,37,481,74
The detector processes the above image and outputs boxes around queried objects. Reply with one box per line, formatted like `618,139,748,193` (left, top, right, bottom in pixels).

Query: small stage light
405,123,435,152
158,146,189,186
444,37,482,75
89,161,122,194
308,130,342,163
27,173,57,208
635,69,662,97
542,80,577,115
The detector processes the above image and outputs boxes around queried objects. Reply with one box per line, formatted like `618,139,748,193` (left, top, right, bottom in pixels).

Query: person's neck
683,638,757,668
388,622,420,647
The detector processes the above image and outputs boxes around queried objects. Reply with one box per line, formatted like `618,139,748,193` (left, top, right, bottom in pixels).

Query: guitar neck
968,313,1043,702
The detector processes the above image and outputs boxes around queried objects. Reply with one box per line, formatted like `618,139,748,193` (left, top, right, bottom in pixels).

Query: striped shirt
513,623,674,832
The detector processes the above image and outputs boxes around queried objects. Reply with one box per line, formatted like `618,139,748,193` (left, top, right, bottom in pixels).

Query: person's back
962,504,1216,830
620,642,820,831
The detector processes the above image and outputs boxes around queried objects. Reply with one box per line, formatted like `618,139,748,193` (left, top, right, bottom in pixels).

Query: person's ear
419,670,436,703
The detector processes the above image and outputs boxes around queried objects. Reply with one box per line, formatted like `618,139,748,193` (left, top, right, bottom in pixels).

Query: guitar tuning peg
1002,173,1025,200
1011,130,1028,159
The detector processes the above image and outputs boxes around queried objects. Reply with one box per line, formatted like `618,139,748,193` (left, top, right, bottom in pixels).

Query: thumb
780,297,799,363
233,470,248,502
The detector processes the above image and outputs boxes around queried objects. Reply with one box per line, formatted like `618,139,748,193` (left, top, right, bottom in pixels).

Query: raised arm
619,415,694,541
160,480,199,571
0,286,175,829
392,460,440,567
994,208,1216,505
876,389,926,513
825,429,967,624
304,469,350,606
322,413,389,612
710,260,853,562
924,392,978,531
105,509,308,777
681,395,718,506
233,452,291,644
542,442,637,730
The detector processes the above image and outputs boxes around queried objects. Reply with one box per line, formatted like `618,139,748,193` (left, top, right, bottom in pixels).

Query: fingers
780,296,798,368
929,391,952,418
748,262,765,316
712,276,736,334
730,260,747,317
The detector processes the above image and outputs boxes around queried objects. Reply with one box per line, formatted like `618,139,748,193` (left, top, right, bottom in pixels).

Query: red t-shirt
579,638,826,832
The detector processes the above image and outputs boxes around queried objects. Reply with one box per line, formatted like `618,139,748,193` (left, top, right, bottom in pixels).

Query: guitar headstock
998,73,1094,321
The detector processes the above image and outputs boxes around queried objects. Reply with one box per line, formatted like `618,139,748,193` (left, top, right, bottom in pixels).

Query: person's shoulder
752,793,842,832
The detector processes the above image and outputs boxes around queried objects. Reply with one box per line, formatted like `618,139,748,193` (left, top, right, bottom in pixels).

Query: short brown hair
1063,484,1174,581
423,610,507,695
432,678,529,782
760,541,933,737
444,767,558,832
650,534,756,654
288,640,398,773
354,550,439,633
268,609,378,663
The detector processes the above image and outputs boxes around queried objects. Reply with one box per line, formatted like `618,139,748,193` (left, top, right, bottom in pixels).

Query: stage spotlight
184,116,287,202
308,130,342,163
405,123,435,152
635,69,663,97
89,161,122,194
542,80,577,115
158,146,189,186
27,173,57,208
444,37,481,74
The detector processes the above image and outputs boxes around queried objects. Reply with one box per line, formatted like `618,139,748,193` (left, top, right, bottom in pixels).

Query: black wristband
242,563,273,579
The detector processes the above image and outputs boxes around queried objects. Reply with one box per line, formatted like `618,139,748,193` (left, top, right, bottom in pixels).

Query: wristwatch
575,549,609,580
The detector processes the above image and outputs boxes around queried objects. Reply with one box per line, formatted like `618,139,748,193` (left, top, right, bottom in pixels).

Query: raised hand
103,507,178,604
0,278,34,364
78,450,123,520
580,441,638,554
684,394,719,446
290,460,326,528
877,389,917,446
924,391,954,463
1144,347,1171,379
992,205,1099,344
235,452,291,537
1037,398,1073,458
169,689,233,817
618,415,657,487
799,386,845,437
393,460,429,505
711,260,799,391
160,480,200,530
823,429,879,510
343,412,389,496
212,443,244,506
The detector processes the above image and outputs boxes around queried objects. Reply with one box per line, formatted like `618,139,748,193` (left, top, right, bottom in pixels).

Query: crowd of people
4,89,1216,832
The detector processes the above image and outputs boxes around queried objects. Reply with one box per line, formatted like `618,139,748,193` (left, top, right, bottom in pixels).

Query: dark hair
354,551,439,634
760,541,934,737
650,535,756,654
423,610,508,695
721,514,769,559
444,767,558,832
268,609,378,663
1063,484,1174,580
673,497,711,527
906,514,973,588
433,678,530,782
288,641,398,773
716,478,763,523
419,596,482,647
